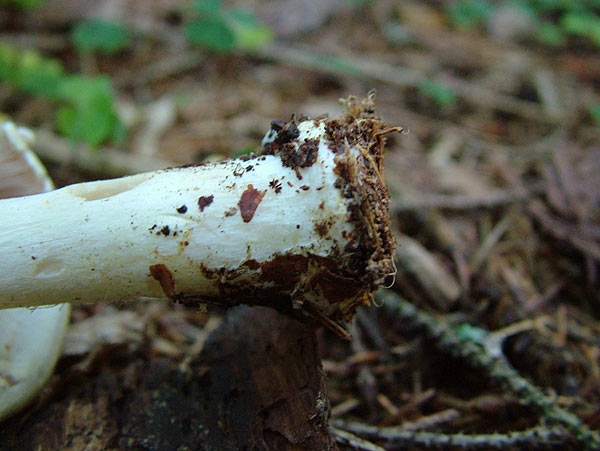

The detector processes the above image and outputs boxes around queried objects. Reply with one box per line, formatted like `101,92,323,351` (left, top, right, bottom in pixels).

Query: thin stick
333,420,572,449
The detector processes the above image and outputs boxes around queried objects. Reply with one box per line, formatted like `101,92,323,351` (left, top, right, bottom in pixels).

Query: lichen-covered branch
333,421,571,449
376,289,600,450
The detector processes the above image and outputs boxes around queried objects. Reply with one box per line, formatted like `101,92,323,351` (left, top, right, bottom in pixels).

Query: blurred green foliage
0,0,45,8
0,43,123,146
418,80,457,108
184,0,272,53
446,0,600,48
560,11,600,45
590,105,600,127
71,19,131,54
0,1,273,146
446,0,494,29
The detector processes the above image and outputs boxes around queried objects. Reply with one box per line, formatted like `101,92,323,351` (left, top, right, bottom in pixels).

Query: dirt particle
149,224,157,231
149,264,175,299
246,164,254,171
278,138,320,179
269,179,282,193
242,259,261,270
263,121,300,154
313,270,362,304
238,184,266,223
176,205,188,214
198,195,214,212
233,163,245,177
319,201,325,210
300,185,310,191
31,256,36,260
160,225,170,236
314,221,330,238
224,207,238,217
270,120,285,132
260,254,308,287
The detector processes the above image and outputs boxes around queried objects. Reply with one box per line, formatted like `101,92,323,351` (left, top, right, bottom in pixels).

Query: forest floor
1,1,599,450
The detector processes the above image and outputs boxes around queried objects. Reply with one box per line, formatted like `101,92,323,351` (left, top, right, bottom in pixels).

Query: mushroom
0,121,70,421
0,95,396,418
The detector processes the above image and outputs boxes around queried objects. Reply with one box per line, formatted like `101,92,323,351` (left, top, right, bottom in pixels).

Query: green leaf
418,80,457,108
561,11,600,46
56,75,112,105
590,105,600,127
0,0,46,9
535,22,568,46
0,42,124,145
193,0,222,15
72,97,116,146
55,105,77,137
225,8,273,50
72,19,131,54
345,0,372,5
57,75,119,145
447,0,494,29
561,11,600,35
15,49,64,98
184,17,236,53
0,43,19,82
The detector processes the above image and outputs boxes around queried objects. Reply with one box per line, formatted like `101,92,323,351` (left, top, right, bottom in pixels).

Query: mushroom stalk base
0,96,395,330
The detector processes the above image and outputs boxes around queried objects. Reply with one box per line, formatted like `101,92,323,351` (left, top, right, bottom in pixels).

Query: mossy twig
375,289,600,450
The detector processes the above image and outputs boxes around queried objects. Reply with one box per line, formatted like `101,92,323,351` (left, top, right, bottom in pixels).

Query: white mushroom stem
0,121,70,422
0,97,395,328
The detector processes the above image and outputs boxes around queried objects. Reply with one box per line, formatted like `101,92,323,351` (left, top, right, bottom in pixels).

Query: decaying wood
0,307,338,450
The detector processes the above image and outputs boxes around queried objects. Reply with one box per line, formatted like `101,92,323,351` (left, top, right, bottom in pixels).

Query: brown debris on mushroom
238,184,267,222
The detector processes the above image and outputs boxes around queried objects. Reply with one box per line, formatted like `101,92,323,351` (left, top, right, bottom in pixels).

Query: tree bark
0,306,337,451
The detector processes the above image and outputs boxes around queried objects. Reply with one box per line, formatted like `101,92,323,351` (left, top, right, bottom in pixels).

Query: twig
394,234,460,307
380,388,436,427
331,398,361,418
470,215,511,272
350,321,379,413
114,52,205,88
392,184,543,213
399,408,461,431
377,289,600,450
333,420,572,449
254,43,557,123
330,427,386,451
32,128,176,177
529,200,600,262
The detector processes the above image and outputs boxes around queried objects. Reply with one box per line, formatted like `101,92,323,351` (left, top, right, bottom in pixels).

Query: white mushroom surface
0,122,70,422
